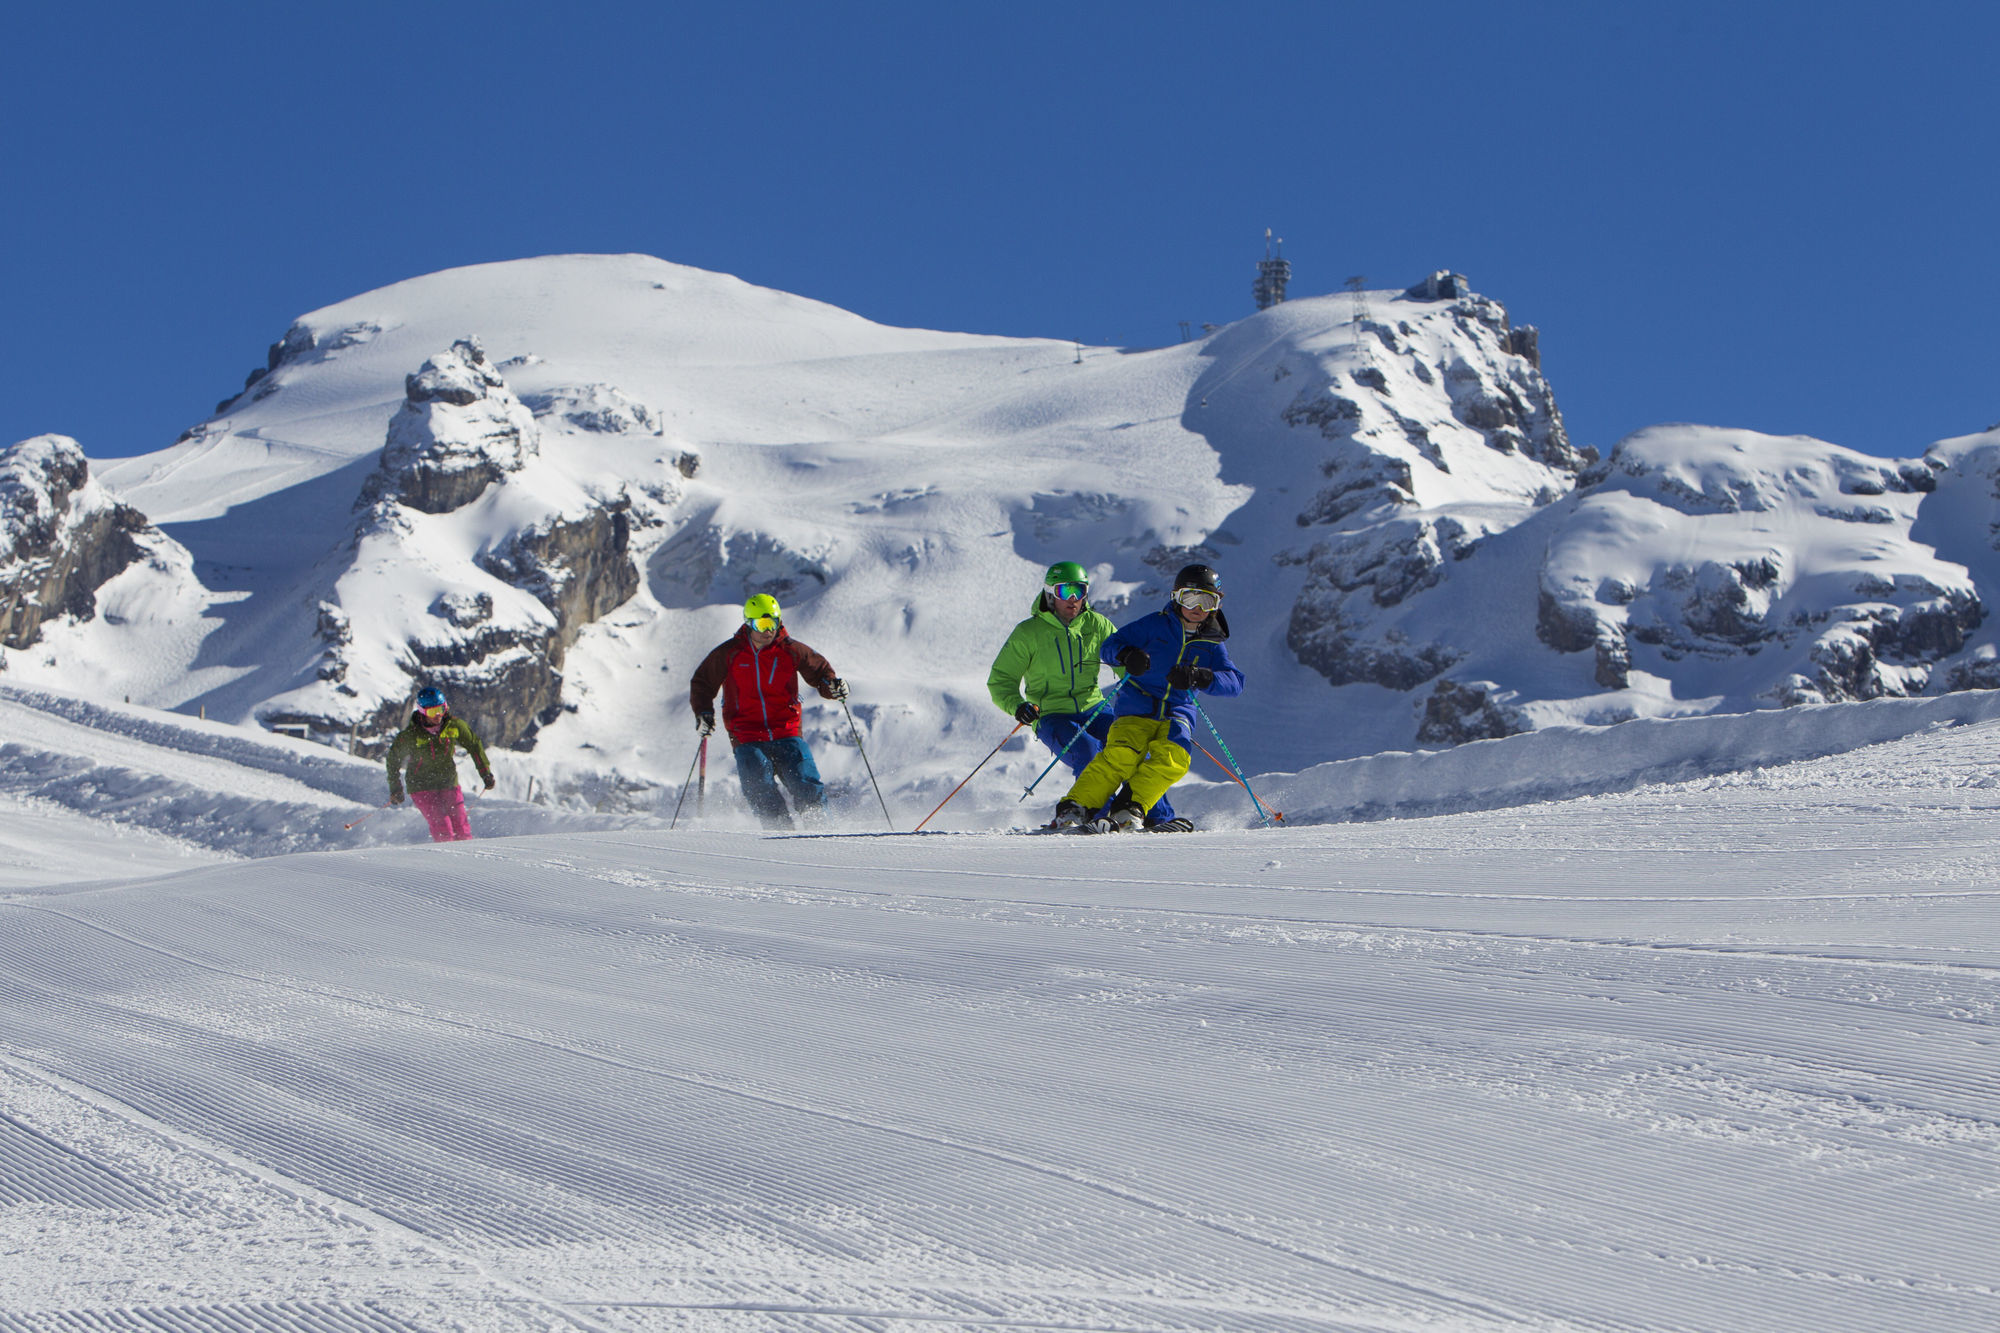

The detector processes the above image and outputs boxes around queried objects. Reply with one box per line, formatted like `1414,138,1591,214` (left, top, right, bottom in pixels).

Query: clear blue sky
6,1,1994,460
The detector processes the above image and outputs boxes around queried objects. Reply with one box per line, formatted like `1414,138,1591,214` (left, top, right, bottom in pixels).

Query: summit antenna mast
1252,229,1290,311
1346,275,1373,368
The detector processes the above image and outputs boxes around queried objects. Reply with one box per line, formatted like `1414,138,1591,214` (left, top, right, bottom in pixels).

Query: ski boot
1102,799,1147,833
1050,799,1091,832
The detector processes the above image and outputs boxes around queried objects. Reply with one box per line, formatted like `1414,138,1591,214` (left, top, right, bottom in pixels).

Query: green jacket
987,595,1116,718
385,714,493,798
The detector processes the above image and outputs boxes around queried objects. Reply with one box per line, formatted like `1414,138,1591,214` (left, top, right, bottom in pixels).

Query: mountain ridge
5,253,1998,816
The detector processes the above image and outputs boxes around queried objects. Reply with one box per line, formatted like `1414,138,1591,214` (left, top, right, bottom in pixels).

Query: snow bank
1262,686,2000,823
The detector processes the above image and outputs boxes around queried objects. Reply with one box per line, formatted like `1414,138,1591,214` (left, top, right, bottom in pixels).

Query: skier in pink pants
384,686,495,842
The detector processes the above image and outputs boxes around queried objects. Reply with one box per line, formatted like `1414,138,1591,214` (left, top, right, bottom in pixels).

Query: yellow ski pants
1065,716,1191,814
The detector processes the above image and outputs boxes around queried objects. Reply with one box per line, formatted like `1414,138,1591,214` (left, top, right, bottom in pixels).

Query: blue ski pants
733,736,826,828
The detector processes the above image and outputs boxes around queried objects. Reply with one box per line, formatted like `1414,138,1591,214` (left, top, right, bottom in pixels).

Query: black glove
1166,663,1214,691
696,711,716,736
1116,645,1151,676
389,790,404,805
482,771,496,791
825,677,850,700
1014,701,1040,725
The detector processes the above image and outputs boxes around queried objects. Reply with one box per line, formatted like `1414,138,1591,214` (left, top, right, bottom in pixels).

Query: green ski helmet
743,593,782,632
1043,560,1089,589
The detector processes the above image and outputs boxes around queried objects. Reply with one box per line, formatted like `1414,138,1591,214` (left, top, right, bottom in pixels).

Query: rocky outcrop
1769,584,1983,705
1294,453,1416,528
394,500,641,750
1531,432,1985,713
1270,278,1590,708
0,436,155,649
262,344,650,754
1287,518,1469,690
1432,297,1583,473
308,493,645,756
358,337,539,514
483,501,638,624
1415,678,1526,745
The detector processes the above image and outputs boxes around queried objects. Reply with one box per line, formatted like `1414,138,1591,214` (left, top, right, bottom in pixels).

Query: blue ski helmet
415,686,447,711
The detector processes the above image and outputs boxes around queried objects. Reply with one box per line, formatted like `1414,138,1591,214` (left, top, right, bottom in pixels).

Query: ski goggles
746,613,779,633
1173,587,1222,612
1050,581,1088,601
421,704,446,721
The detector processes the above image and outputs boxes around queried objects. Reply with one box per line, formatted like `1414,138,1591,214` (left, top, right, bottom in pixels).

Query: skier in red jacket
688,594,847,828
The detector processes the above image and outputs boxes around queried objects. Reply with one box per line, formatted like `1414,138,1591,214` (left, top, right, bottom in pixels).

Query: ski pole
1018,689,1119,802
1192,700,1280,826
670,733,706,829
841,696,895,830
915,721,1023,832
344,802,393,831
697,735,708,815
1193,739,1284,824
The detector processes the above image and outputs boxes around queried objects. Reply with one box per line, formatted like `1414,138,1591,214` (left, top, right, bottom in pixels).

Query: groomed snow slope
2,699,1998,1331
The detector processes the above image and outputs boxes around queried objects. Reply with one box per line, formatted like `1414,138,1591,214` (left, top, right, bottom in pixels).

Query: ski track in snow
2,704,2000,1329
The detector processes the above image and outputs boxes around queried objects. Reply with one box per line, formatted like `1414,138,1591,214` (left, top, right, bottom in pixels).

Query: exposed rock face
398,500,642,751
358,337,539,514
1273,284,1582,523
1294,453,1415,528
1258,280,1587,706
286,496,646,755
1530,430,1983,712
1287,518,1470,690
483,500,640,629
1416,679,1526,745
1769,582,1984,704
1434,300,1581,472
258,344,655,754
0,436,154,649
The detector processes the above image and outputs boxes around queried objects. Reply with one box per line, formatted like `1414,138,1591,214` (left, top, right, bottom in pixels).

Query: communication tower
1346,275,1374,367
1252,230,1291,311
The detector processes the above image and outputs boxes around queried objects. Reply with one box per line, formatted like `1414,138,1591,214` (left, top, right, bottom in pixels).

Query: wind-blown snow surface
2,691,1998,1331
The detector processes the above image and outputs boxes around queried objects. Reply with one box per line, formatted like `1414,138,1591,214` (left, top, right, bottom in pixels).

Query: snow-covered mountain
5,253,1999,818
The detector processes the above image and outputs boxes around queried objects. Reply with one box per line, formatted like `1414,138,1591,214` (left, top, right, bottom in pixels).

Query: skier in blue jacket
1052,563,1243,832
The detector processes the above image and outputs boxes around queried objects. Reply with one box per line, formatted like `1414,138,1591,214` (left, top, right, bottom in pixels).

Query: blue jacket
1100,603,1244,748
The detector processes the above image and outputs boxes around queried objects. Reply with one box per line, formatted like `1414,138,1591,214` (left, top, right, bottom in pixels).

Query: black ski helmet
1173,563,1220,594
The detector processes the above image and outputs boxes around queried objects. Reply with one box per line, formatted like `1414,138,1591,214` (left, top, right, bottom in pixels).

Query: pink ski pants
410,787,472,842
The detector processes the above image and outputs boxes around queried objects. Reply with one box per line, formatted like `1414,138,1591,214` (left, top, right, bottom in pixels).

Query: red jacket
689,625,839,744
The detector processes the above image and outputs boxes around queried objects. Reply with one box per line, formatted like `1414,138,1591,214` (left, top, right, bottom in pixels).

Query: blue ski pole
1193,700,1280,826
1017,688,1119,802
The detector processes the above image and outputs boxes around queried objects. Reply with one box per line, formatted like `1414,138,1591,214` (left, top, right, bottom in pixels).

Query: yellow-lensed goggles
1173,587,1222,612
747,614,779,633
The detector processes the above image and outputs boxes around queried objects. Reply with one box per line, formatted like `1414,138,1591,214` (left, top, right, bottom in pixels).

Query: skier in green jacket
986,561,1185,830
385,685,495,842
